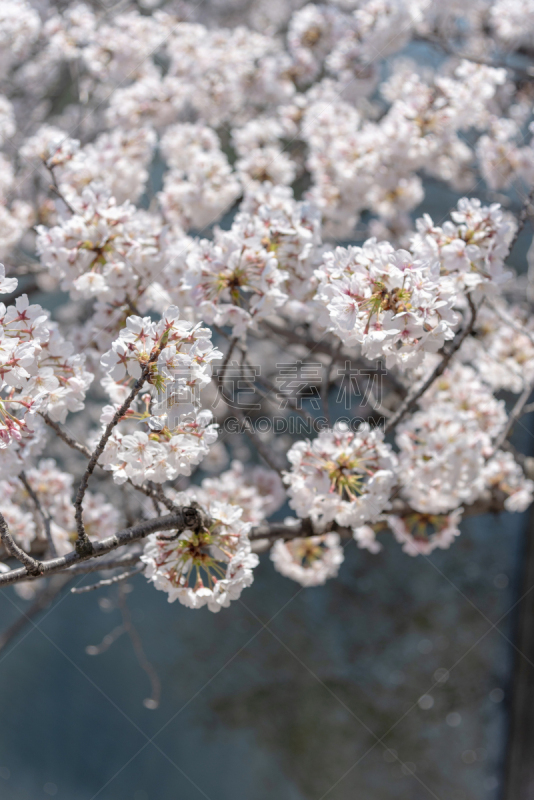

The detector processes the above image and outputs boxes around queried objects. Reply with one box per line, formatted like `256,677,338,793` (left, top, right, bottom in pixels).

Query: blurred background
0,498,529,800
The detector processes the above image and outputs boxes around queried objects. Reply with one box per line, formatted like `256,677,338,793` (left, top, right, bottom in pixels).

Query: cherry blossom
270,531,344,586
284,422,398,530
142,497,259,611
315,241,458,368
387,510,463,557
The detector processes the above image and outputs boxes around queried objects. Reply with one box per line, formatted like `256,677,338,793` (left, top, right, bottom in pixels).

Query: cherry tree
1,0,534,695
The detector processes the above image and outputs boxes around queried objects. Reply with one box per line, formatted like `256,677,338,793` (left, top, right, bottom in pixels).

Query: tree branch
0,506,208,587
63,553,143,576
45,162,76,214
384,295,478,435
494,380,534,451
507,184,534,258
18,471,57,558
0,575,72,652
39,412,92,457
0,510,43,576
260,320,406,396
39,412,177,511
74,345,165,555
71,565,144,593
40,412,179,514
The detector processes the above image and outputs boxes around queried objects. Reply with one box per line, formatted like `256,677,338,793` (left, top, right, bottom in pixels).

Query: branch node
75,537,95,558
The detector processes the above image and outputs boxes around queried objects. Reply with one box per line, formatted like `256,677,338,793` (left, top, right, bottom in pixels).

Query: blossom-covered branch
0,0,533,623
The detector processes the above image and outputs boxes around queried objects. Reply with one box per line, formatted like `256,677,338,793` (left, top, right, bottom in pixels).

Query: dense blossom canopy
0,0,533,616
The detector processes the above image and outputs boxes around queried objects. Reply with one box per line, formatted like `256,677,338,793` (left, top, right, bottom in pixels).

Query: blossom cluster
270,531,344,587
97,308,222,486
394,361,533,530
411,198,516,293
197,460,286,526
314,241,458,369
396,363,506,514
284,422,398,531
0,266,92,453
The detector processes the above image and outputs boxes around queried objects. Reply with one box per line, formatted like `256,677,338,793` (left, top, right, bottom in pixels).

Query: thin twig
384,296,478,435
49,184,77,215
507,184,534,258
18,471,57,558
240,359,317,426
212,335,240,404
259,320,406,395
221,336,239,377
71,565,144,594
151,483,179,513
233,408,286,474
212,339,287,474
45,163,77,215
39,412,92,457
494,380,534,451
147,481,162,516
86,624,126,656
118,584,161,709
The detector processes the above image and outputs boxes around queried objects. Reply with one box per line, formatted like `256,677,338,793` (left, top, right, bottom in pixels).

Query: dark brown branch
60,552,142,576
39,412,92,457
63,553,142,576
149,483,179,513
250,484,515,544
